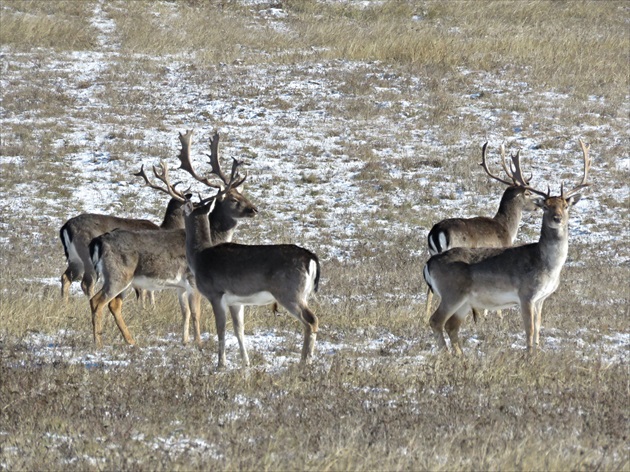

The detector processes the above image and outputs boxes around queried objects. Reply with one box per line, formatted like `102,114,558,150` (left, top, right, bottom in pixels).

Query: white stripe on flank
63,229,82,265
438,232,448,253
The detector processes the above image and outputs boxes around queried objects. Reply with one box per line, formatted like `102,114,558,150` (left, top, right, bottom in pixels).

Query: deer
59,197,187,304
88,130,258,348
423,139,591,355
425,143,537,321
144,130,320,368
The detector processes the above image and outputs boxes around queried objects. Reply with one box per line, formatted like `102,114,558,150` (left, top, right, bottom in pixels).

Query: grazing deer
145,131,320,368
423,139,590,354
425,143,536,320
89,130,258,348
59,197,186,303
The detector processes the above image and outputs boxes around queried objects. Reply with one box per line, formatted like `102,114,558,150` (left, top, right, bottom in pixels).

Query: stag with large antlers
144,130,320,368
423,139,590,354
88,130,258,348
425,143,537,319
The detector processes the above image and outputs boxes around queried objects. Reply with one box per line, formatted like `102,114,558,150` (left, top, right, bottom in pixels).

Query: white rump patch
64,229,82,264
91,244,102,277
438,232,448,253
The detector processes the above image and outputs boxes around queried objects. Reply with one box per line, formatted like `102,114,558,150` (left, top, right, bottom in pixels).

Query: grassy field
1,0,628,470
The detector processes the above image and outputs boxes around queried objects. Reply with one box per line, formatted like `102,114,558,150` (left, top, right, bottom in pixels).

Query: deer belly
223,291,276,307
132,274,188,291
470,288,519,310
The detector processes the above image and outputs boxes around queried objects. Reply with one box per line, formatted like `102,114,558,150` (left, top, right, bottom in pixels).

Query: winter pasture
0,1,628,470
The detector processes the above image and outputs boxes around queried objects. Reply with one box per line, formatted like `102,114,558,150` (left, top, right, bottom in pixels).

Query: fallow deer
423,139,591,354
425,143,537,320
60,197,186,303
88,130,257,348
144,131,320,368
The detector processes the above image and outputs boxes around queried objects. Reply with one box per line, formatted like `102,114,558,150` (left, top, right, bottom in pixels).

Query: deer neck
493,189,523,243
209,201,238,244
537,218,569,269
160,199,186,230
184,207,213,273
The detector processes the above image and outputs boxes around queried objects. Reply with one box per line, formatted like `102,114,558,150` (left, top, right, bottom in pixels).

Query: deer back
192,243,320,297
427,186,531,256
90,229,188,289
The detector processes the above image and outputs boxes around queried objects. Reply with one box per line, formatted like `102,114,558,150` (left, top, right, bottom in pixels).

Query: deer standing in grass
146,131,320,368
60,197,186,304
423,139,590,354
425,143,537,320
88,130,258,348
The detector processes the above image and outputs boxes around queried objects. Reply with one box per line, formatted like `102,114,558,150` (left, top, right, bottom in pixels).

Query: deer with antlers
142,130,320,368
88,130,258,348
423,139,591,354
425,143,537,320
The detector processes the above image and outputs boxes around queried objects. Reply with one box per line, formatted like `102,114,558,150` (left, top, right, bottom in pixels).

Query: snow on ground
1,2,628,369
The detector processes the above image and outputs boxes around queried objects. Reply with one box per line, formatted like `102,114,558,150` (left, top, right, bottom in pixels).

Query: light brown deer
425,143,536,319
88,130,258,348
145,131,320,368
60,198,186,303
423,139,590,354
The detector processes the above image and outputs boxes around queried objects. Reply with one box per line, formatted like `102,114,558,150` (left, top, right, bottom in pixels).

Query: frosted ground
0,1,629,467
1,0,628,365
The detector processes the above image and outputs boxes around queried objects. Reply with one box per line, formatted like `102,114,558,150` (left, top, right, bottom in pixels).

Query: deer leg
229,305,250,367
210,298,228,369
429,298,460,353
278,298,319,364
178,289,191,344
108,295,136,345
520,300,535,352
425,287,435,320
90,291,109,349
61,271,72,302
189,289,202,347
533,300,545,349
300,306,318,364
445,313,465,356
81,273,96,299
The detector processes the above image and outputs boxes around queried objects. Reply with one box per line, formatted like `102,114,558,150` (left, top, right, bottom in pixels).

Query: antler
206,132,247,190
561,139,591,199
177,130,223,189
134,162,188,202
176,129,247,192
481,142,549,197
480,142,530,187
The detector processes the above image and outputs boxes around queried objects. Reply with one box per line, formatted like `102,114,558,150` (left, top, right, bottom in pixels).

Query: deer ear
567,194,582,206
532,197,546,209
235,184,244,194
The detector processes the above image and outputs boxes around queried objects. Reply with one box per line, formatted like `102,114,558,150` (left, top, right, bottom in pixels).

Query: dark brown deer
144,131,320,368
88,130,258,348
424,139,590,354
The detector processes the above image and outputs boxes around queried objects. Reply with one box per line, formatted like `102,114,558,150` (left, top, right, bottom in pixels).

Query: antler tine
562,139,591,199
480,142,516,186
206,131,231,186
499,144,515,181
177,129,222,189
152,161,188,201
507,149,532,187
227,158,248,190
134,164,187,201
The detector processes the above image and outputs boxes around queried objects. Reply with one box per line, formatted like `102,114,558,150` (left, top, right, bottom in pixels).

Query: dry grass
1,0,628,470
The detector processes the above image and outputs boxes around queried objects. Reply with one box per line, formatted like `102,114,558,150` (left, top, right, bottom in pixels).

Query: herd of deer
59,130,590,366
